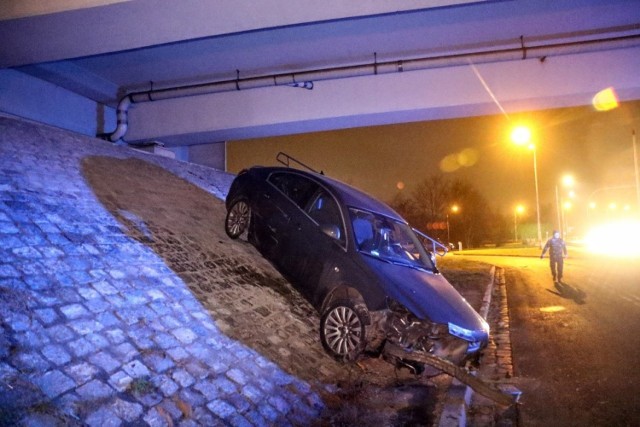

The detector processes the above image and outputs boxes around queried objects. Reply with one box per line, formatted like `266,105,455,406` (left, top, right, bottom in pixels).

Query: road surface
459,249,640,426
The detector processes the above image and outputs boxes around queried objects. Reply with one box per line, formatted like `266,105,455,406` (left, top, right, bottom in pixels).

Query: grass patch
126,376,155,396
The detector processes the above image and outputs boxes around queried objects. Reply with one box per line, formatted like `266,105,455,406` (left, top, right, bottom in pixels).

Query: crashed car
224,154,489,366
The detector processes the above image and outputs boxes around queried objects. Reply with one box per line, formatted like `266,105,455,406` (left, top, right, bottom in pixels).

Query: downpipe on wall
104,33,640,143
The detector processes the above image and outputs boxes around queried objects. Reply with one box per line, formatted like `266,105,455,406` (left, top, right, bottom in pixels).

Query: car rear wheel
225,198,250,239
320,299,367,361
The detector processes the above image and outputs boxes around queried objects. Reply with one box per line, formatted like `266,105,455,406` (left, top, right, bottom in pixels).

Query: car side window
268,172,318,209
307,190,346,245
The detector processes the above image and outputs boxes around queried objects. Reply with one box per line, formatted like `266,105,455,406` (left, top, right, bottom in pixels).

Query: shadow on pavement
547,281,587,305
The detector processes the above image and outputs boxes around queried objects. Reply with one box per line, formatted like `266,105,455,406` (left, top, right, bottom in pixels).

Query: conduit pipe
107,33,640,142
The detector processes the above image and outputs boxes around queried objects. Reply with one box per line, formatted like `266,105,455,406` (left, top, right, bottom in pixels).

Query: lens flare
440,148,479,173
585,220,640,257
592,87,619,111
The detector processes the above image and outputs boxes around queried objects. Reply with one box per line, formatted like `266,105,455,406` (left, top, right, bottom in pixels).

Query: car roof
252,166,405,222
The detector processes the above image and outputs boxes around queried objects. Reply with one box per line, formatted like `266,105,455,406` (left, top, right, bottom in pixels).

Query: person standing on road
540,230,567,283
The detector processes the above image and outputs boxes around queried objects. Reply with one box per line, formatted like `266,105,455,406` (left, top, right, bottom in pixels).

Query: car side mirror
320,224,341,241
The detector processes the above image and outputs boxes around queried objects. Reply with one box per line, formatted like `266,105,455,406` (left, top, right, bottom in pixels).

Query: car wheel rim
227,201,250,237
323,306,363,356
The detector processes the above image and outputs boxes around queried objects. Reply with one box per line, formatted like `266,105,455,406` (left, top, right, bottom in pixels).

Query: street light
446,204,460,245
511,125,542,247
514,204,525,242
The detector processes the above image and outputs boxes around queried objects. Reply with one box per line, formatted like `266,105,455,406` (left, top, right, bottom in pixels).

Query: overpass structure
1,0,639,152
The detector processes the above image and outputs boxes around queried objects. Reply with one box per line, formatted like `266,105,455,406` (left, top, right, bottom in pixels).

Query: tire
320,299,367,361
225,198,250,239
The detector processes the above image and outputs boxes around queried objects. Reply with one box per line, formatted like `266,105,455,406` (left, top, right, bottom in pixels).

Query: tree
390,174,498,248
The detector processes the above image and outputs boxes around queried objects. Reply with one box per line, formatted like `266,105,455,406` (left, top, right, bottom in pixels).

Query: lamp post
514,204,524,242
447,204,460,245
511,126,542,247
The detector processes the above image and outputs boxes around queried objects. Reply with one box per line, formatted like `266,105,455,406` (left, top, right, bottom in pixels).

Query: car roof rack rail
276,152,323,174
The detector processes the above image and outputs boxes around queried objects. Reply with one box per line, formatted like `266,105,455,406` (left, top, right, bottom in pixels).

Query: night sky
228,100,640,218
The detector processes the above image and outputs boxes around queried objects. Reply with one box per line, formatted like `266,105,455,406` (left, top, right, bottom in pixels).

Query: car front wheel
320,299,367,361
225,198,250,239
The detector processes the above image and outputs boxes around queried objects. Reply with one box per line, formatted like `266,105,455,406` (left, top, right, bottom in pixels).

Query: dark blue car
225,155,488,366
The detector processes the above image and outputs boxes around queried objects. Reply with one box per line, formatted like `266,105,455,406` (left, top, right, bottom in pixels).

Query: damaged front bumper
368,305,489,367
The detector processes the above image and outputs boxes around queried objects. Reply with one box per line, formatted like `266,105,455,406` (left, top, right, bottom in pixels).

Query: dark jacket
541,237,567,259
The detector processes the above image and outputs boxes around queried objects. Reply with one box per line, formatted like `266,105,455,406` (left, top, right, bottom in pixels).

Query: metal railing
276,152,321,174
413,228,449,265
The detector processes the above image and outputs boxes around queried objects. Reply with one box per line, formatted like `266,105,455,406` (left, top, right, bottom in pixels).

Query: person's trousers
550,256,564,281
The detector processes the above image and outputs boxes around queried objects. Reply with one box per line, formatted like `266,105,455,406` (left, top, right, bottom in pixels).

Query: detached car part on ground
225,154,516,404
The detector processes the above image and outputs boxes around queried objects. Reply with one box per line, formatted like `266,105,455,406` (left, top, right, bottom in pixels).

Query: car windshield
350,208,435,271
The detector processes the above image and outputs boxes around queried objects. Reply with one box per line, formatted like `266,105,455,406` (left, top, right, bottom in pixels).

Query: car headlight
448,322,488,353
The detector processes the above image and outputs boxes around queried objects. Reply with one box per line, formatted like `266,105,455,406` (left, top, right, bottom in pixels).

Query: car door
285,186,348,298
256,171,318,266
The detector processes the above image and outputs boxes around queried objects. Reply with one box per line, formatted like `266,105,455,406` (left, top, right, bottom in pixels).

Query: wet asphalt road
461,250,640,426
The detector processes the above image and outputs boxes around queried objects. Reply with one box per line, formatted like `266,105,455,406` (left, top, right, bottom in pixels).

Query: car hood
364,257,488,332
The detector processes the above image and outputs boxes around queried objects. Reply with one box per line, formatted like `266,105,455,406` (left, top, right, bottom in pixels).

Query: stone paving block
129,327,155,350
66,361,100,385
41,344,72,366
194,379,219,401
86,406,122,427
103,328,127,345
111,397,144,422
226,368,248,386
46,324,77,343
33,308,58,325
12,245,42,259
149,302,172,316
147,289,166,300
166,346,189,362
112,342,138,361
109,370,134,393
244,409,268,426
171,327,198,344
268,395,292,414
213,376,238,395
123,360,151,378
153,332,181,350
77,379,115,400
143,407,172,427
143,352,175,373
35,369,75,398
258,402,280,422
60,303,90,319
14,328,50,348
152,374,180,397
4,312,30,332
13,352,50,373
89,351,120,373
171,368,195,388
85,297,111,314
242,384,264,404
179,387,207,408
68,337,95,357
104,294,126,308
183,360,210,380
69,319,104,335
92,280,119,296
206,399,236,420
